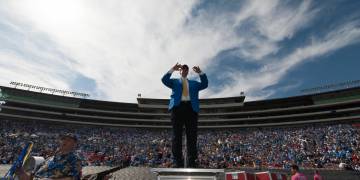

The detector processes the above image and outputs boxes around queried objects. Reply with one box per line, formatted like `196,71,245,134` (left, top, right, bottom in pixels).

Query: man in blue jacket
162,63,208,168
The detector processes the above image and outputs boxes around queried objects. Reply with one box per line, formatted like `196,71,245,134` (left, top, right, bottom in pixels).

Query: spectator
313,170,323,180
15,133,82,180
291,164,307,180
0,119,359,170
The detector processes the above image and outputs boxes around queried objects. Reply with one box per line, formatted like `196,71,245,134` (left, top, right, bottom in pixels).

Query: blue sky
0,0,359,103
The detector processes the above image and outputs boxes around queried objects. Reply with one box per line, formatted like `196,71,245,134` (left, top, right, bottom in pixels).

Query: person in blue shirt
16,133,82,180
162,63,208,168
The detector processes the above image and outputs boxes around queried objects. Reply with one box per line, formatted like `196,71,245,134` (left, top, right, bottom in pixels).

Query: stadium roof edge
1,85,360,105
244,86,360,103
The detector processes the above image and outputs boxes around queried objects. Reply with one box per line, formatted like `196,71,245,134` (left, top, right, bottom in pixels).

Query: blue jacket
162,72,208,112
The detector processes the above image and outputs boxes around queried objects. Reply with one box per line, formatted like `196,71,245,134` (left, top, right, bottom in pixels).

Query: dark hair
291,164,299,171
61,133,78,142
181,64,189,70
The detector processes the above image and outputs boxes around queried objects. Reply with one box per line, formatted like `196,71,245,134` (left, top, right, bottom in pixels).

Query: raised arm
161,63,182,88
193,66,208,90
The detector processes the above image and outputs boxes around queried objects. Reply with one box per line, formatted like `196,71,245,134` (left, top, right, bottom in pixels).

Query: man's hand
192,66,202,74
172,63,182,71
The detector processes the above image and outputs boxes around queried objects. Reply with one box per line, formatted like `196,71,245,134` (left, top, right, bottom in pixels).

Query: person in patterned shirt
16,133,82,180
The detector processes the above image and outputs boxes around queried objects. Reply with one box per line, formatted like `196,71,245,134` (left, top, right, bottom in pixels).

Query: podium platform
151,168,225,180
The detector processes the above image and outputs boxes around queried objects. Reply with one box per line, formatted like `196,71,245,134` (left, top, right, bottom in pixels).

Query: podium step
151,168,224,180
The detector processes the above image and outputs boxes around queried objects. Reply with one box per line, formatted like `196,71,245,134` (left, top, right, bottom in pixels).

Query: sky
0,0,359,103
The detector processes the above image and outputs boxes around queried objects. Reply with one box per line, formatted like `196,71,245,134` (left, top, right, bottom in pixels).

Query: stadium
0,84,359,180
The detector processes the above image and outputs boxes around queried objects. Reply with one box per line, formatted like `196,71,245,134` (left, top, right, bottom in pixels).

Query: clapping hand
192,66,202,73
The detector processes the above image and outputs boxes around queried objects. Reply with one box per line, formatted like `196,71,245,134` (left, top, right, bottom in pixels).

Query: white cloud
0,49,72,89
211,21,360,101
0,0,242,102
0,0,205,101
0,0,359,103
229,0,319,61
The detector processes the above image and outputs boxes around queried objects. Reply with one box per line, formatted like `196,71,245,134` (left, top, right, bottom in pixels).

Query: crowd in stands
0,120,359,171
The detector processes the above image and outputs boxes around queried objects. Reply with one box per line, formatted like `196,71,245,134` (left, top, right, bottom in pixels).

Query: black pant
171,101,198,167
